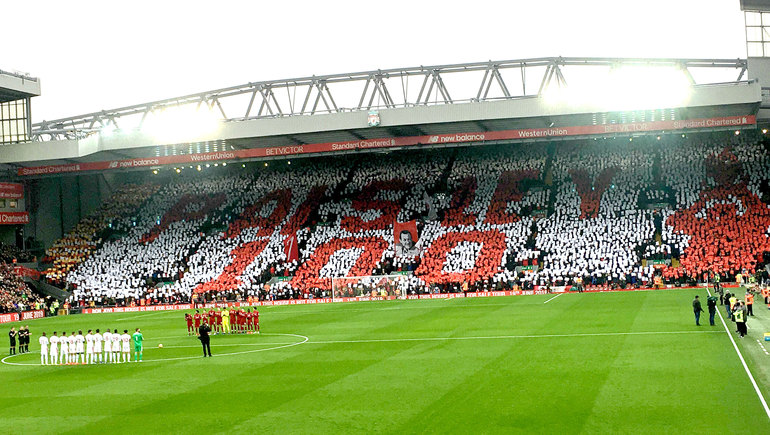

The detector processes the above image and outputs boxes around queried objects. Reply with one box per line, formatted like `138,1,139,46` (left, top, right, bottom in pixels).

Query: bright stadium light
544,66,692,111
141,105,221,143
603,66,692,110
100,123,117,136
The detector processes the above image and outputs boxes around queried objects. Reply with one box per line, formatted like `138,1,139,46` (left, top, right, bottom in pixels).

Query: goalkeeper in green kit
132,328,144,362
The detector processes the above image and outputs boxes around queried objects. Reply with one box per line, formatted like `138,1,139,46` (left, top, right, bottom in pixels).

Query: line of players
185,308,260,335
36,328,144,365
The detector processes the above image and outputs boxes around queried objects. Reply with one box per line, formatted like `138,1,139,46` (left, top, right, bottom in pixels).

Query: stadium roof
0,57,761,177
0,70,40,103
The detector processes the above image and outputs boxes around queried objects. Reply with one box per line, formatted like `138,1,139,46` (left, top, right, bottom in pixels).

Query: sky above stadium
4,0,748,122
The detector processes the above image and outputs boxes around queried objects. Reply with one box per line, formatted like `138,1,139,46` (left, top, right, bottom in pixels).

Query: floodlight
141,105,221,143
544,66,691,111
100,123,116,136
601,66,692,110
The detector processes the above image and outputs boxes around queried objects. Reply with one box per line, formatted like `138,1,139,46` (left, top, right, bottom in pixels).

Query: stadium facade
1,54,769,306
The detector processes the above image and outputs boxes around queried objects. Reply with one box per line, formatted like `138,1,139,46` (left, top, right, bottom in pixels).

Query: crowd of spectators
45,132,770,307
659,136,770,281
526,142,658,287
0,263,47,314
43,183,158,286
0,242,35,264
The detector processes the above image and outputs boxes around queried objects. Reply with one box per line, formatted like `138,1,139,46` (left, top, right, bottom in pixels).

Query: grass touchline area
2,289,769,433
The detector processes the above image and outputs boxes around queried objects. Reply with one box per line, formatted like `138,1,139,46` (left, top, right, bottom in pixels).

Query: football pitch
2,289,770,434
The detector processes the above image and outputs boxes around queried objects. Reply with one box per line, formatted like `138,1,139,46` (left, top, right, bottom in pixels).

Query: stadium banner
21,309,45,321
76,282,736,315
0,312,20,324
84,304,193,314
17,115,756,177
13,266,41,279
0,182,23,199
0,211,29,224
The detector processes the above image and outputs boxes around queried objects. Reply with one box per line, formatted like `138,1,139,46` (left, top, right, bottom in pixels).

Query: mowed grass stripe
54,300,463,433
234,294,526,433
392,291,645,433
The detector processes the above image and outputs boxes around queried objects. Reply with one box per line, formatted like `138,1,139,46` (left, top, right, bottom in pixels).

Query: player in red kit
246,309,254,332
193,310,202,333
208,309,216,332
216,309,223,334
185,313,194,335
254,309,260,334
233,309,241,333
239,309,247,333
229,308,237,334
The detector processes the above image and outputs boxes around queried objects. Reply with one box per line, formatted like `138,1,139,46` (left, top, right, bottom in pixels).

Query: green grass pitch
2,288,770,434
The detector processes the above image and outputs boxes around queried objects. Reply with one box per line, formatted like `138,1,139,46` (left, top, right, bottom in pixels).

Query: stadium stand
0,242,34,264
0,263,45,314
43,183,159,287
53,133,770,306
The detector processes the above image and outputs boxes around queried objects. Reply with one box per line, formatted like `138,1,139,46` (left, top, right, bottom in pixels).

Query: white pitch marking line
757,339,770,356
149,342,299,349
304,330,721,345
543,293,563,304
708,288,770,420
0,333,309,366
116,311,174,321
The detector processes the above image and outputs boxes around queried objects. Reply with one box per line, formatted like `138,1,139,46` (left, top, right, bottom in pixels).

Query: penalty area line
543,293,563,304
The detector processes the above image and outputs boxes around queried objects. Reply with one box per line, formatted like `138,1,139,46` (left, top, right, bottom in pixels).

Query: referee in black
198,320,212,357
9,327,17,355
19,326,29,353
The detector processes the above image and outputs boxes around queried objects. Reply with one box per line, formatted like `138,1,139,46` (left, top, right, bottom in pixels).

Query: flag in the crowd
393,220,418,245
284,234,299,262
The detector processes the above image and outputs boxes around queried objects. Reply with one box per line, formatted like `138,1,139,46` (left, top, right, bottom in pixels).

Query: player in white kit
120,330,131,363
38,332,49,365
103,329,113,363
67,332,77,364
75,330,85,364
111,331,121,363
85,330,95,364
59,331,68,364
49,332,59,365
93,329,103,363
